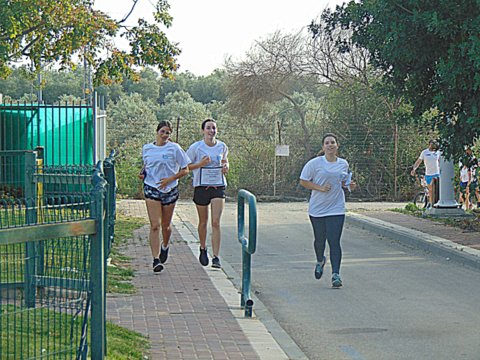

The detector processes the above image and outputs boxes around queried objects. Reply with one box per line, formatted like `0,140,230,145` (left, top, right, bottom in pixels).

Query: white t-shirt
419,149,440,175
460,166,469,183
187,140,229,187
300,156,349,217
142,141,191,193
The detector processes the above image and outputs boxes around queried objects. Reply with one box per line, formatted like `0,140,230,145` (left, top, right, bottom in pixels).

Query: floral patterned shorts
143,184,179,205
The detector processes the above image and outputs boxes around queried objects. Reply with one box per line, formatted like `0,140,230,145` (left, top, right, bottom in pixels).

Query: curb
346,212,480,270
174,213,309,360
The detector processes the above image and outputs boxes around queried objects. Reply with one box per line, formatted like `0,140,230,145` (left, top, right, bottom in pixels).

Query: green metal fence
0,149,116,359
0,103,94,166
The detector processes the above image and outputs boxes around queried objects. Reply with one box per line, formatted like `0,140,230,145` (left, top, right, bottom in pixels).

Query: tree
321,0,480,159
122,68,161,101
0,67,34,99
106,93,159,197
0,0,180,86
158,70,227,105
156,91,210,147
187,70,228,104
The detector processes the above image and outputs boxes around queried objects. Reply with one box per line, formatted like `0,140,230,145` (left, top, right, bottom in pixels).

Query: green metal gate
0,149,116,359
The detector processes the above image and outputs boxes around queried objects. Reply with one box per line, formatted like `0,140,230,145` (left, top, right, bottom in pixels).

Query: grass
0,305,149,359
106,321,150,359
107,214,147,294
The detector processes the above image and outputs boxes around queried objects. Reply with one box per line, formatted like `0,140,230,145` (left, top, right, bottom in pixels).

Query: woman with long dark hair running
300,133,355,288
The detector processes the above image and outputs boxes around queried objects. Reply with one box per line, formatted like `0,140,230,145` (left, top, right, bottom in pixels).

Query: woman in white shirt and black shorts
187,119,229,269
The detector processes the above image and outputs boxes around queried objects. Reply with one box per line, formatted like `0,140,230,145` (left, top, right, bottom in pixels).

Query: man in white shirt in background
411,140,440,207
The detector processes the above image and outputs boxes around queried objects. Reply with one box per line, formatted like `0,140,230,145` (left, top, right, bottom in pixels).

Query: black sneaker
153,258,163,273
199,247,209,266
212,256,221,269
160,245,169,263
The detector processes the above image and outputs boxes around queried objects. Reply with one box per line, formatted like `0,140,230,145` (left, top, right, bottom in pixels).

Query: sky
96,0,346,76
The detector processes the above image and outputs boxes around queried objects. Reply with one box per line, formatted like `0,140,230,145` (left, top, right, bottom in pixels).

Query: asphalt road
175,201,480,360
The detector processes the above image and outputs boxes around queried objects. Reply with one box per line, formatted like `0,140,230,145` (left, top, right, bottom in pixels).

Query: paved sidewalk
108,200,289,360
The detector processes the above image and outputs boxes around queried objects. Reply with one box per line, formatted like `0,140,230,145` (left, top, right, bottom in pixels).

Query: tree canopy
0,0,179,86
319,0,480,159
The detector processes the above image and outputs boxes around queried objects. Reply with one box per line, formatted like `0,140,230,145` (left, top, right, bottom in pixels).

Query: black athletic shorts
193,186,226,206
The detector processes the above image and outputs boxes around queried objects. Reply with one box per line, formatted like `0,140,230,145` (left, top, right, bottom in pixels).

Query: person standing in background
411,140,440,208
140,121,191,273
460,147,479,209
300,133,355,288
458,163,470,209
187,119,229,269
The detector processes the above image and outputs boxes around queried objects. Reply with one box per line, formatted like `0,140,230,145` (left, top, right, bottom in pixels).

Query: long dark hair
156,120,173,132
317,133,339,156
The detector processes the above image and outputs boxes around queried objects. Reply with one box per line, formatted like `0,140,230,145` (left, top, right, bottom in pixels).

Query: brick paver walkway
107,201,260,360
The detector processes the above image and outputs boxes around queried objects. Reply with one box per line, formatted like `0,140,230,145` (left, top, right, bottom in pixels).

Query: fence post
103,150,116,257
24,151,37,308
237,189,257,317
90,162,106,359
102,150,116,355
34,147,45,286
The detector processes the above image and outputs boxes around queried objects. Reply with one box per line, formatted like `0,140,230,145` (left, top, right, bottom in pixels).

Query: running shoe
314,256,326,280
153,258,163,273
212,256,222,269
199,247,209,266
332,273,343,288
160,245,169,264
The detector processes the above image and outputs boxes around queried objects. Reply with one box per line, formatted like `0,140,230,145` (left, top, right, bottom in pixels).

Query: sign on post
275,145,289,157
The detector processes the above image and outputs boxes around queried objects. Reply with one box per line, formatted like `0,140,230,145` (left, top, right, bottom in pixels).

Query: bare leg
427,183,434,205
145,199,162,258
160,203,176,248
196,204,209,249
210,198,225,257
466,189,471,209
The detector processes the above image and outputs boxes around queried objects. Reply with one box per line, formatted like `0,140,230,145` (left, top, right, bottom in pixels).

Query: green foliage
0,67,34,99
156,91,211,148
106,93,159,197
107,215,147,294
159,70,227,104
122,68,161,102
321,0,480,160
107,93,159,148
106,321,150,359
0,0,179,86
405,202,421,212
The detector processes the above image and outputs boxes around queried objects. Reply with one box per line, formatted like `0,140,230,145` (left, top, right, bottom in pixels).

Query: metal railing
237,189,257,317
0,149,116,359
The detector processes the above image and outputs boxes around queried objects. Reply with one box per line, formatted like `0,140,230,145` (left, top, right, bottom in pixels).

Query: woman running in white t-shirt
140,120,191,273
187,119,229,269
300,133,356,288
